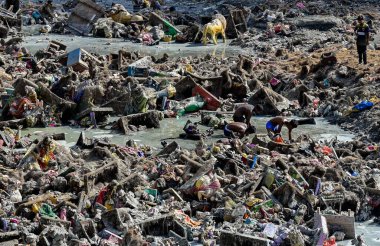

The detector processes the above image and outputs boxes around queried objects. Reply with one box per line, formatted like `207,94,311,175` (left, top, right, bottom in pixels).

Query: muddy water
22,116,353,150
22,34,243,58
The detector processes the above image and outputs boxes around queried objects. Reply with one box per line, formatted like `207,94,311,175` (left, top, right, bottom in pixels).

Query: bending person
224,122,256,139
266,117,298,141
233,104,263,126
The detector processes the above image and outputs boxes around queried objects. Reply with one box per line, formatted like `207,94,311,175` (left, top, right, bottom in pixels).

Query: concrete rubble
0,0,379,245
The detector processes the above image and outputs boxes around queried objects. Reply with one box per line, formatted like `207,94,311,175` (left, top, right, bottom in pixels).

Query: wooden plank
179,163,213,191
77,191,87,213
81,48,102,65
149,12,182,34
76,107,114,120
192,84,221,111
226,12,238,38
314,213,329,245
52,133,65,141
117,173,148,190
67,0,105,36
15,193,72,215
186,71,222,81
119,110,162,129
156,141,179,157
232,10,247,33
40,216,71,230
0,231,19,242
261,186,283,207
365,187,380,195
323,212,355,239
251,174,265,192
0,118,26,129
174,76,196,101
83,161,119,194
48,40,67,52
180,154,203,169
0,6,16,18
220,230,270,246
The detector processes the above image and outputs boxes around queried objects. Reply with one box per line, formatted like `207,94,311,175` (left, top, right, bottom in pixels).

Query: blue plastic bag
353,100,374,112
32,11,42,20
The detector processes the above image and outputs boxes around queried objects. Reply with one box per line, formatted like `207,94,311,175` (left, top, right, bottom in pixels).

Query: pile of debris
0,0,379,245
0,118,379,245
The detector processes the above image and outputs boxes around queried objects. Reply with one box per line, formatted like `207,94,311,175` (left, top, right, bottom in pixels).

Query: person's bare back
233,104,254,125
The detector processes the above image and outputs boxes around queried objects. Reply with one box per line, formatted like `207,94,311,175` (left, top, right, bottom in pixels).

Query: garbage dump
0,0,380,245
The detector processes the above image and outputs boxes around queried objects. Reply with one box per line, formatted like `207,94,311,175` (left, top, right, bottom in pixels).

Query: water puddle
22,116,353,150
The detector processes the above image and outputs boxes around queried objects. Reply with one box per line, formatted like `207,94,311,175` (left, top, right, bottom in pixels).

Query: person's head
357,15,364,24
253,104,263,115
285,119,298,129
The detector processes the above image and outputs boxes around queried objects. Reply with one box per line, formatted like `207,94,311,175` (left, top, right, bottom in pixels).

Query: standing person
355,15,370,64
266,117,298,141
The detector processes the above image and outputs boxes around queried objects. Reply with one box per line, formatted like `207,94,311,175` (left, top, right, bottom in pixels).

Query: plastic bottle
250,155,259,169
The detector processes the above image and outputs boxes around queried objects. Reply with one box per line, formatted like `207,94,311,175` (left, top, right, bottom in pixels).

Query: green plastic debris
162,19,178,37
39,203,58,218
252,200,274,212
145,188,158,198
184,101,205,113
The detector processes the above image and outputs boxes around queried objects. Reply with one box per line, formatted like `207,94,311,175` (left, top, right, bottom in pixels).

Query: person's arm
288,127,293,141
246,112,251,126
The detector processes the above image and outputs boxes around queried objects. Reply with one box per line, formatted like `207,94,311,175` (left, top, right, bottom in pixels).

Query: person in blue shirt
266,117,298,141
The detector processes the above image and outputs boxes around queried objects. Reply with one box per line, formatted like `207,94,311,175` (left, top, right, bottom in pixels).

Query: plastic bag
322,146,332,155
185,101,205,112
352,100,374,112
323,236,337,246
